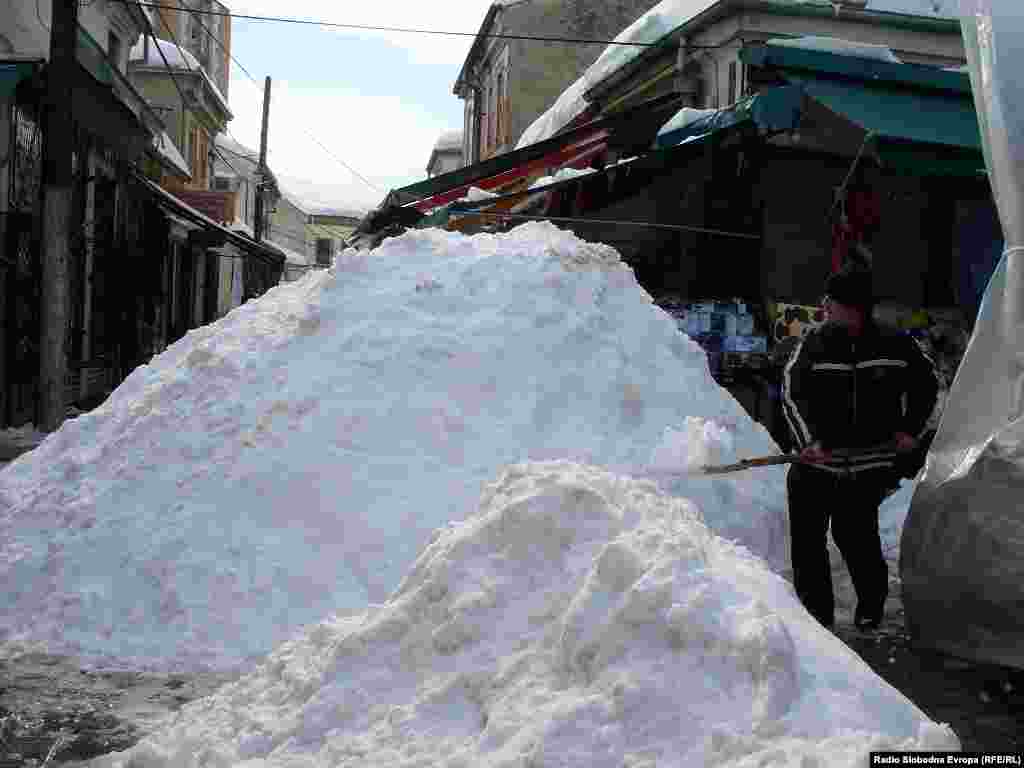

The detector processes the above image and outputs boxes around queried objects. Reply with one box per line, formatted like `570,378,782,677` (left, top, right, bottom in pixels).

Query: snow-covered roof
129,37,232,119
516,0,958,149
266,239,310,265
214,134,260,179
433,130,464,152
152,130,191,180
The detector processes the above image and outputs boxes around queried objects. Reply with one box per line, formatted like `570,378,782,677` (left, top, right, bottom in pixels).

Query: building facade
427,130,464,177
453,0,662,163
270,194,312,264
1,0,163,423
129,36,233,192
308,212,359,266
148,0,231,102
0,1,283,430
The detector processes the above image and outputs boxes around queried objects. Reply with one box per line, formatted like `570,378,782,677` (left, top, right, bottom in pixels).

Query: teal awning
785,74,983,151
654,86,804,148
0,61,40,100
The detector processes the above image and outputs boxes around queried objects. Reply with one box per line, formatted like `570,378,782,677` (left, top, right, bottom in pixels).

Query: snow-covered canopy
765,35,903,63
271,240,312,266
528,166,599,190
516,0,956,149
434,130,464,152
129,37,231,117
129,37,201,70
152,130,191,179
656,107,719,139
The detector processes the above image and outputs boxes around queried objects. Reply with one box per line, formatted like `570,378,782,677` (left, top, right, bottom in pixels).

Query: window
728,61,737,105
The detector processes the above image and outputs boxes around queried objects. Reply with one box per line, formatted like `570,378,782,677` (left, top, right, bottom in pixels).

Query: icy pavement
0,222,785,673
91,462,957,767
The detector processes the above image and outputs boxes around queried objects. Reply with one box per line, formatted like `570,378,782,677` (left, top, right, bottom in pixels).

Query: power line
120,1,697,48
461,211,763,240
164,0,382,194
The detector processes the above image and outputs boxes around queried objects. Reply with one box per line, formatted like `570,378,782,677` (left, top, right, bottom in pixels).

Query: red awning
411,130,609,213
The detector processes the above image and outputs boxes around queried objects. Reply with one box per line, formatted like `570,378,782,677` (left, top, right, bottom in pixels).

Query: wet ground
834,611,1024,752
0,654,236,766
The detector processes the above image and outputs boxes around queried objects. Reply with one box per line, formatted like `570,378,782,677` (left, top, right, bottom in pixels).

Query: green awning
785,74,983,151
782,73,985,177
0,61,39,100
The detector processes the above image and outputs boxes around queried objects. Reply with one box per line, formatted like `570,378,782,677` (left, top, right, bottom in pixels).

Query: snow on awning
153,131,192,180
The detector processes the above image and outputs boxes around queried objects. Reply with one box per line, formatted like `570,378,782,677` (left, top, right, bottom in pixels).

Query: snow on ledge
765,35,903,64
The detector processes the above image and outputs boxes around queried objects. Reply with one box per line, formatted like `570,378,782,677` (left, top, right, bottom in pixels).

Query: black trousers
786,464,890,628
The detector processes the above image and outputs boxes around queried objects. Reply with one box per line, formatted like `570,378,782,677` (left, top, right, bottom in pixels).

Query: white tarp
899,0,1024,669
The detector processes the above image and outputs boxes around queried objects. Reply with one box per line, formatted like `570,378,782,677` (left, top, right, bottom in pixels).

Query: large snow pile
93,462,957,768
0,222,787,672
515,0,956,149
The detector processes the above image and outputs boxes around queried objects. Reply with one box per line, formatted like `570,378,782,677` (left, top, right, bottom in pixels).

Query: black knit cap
825,263,875,310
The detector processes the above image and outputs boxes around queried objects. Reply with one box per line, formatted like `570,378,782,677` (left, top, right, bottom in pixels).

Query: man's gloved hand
800,442,832,463
894,432,919,454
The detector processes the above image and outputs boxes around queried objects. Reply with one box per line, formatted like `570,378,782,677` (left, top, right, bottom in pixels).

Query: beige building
427,130,464,177
147,0,232,102
454,0,662,163
129,36,233,192
582,0,965,118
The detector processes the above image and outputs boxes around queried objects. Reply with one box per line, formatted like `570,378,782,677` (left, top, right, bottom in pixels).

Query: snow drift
92,462,956,768
0,222,786,672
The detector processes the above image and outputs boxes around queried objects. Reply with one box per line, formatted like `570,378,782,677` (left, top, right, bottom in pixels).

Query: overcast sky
223,1,496,212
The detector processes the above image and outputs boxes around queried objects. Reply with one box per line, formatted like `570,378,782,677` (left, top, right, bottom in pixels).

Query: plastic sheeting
899,0,1024,669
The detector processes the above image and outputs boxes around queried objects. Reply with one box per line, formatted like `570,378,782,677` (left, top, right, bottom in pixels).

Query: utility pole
254,76,271,243
38,0,78,432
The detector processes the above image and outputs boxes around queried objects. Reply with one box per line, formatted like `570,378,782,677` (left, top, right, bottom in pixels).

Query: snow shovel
696,442,902,477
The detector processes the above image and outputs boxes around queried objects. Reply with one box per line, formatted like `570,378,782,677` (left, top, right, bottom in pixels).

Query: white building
426,130,465,177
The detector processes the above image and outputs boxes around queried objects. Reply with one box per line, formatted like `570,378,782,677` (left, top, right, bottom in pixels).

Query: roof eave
583,0,962,104
453,3,503,95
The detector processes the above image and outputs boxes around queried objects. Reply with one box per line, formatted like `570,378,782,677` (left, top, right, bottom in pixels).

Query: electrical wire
118,1,701,48
460,211,763,240
167,0,382,193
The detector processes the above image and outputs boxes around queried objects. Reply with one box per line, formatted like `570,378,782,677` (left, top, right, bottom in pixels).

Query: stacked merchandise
655,297,768,378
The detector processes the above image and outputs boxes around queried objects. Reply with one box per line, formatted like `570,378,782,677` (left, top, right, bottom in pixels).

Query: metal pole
38,0,78,431
254,76,271,242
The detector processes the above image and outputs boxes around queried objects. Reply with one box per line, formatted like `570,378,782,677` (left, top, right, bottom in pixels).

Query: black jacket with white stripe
782,320,940,475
